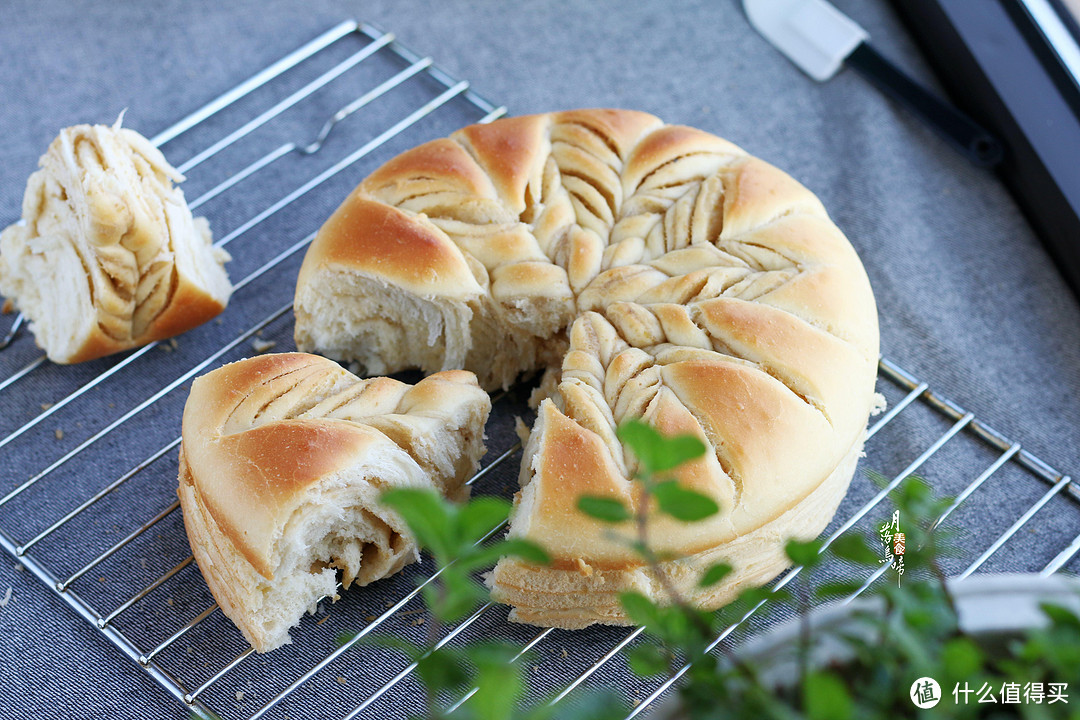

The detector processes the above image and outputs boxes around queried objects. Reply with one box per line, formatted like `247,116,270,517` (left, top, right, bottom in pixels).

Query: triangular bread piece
178,353,490,651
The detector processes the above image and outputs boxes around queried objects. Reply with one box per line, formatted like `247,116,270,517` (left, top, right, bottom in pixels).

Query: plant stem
797,580,810,708
633,477,714,648
929,554,966,636
425,583,444,720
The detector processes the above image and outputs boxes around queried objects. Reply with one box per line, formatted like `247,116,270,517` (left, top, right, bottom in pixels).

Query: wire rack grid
0,19,1077,720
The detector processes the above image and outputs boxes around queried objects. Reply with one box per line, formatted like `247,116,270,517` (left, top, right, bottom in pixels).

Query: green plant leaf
471,648,526,720
416,646,470,695
1040,602,1080,629
335,630,358,647
941,636,983,680
457,496,512,544
619,590,664,632
652,481,719,522
828,532,880,567
617,419,706,473
424,571,485,624
616,420,663,472
577,495,632,523
497,538,551,565
656,605,696,647
865,468,890,489
366,632,425,660
802,670,853,720
699,562,733,588
380,488,455,560
813,579,867,600
552,690,627,720
784,537,824,568
461,538,551,572
626,643,669,677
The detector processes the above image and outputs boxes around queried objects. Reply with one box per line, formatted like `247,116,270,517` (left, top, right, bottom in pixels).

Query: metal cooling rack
0,19,1077,720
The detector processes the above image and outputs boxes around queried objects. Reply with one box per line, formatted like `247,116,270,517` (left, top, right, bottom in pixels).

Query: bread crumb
159,343,173,353
1,299,13,314
13,563,23,572
575,558,593,577
0,586,11,607
236,690,245,702
335,676,347,685
560,647,568,659
108,402,115,409
40,403,53,411
514,416,531,445
531,665,540,673
365,615,376,623
166,597,174,606
215,317,224,325
315,614,330,625
140,558,147,569
527,367,559,409
251,339,276,354
98,576,106,583
169,338,179,350
54,429,64,440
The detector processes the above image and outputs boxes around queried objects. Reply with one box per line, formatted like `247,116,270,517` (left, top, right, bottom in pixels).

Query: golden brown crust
56,275,227,364
0,122,232,364
179,353,492,650
295,195,482,301
453,114,551,216
141,274,229,346
360,137,497,205
294,109,880,627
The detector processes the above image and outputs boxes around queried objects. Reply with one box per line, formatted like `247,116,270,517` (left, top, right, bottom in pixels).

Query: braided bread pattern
179,353,490,650
0,120,232,363
294,110,879,627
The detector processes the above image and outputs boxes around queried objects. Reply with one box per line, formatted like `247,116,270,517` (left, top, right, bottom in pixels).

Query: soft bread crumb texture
294,109,881,628
0,119,232,363
178,353,490,651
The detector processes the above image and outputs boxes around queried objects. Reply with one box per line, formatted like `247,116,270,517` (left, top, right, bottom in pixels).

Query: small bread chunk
178,353,490,652
0,118,232,363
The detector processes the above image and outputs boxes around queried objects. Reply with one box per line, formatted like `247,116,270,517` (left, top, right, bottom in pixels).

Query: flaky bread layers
178,353,490,651
0,120,232,363
294,109,880,627
491,420,863,628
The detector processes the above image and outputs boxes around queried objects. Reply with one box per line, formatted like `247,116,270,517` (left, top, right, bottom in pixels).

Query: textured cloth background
1,1,1078,718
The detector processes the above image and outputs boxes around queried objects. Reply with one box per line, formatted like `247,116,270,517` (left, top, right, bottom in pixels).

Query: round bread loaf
294,109,880,628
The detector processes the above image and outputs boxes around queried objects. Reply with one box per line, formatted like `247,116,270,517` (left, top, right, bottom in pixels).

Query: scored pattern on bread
294,109,880,628
178,353,490,651
0,119,232,363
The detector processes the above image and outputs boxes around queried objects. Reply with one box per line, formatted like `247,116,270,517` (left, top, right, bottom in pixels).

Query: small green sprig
319,422,1080,720
380,489,548,624
359,488,551,720
576,420,738,685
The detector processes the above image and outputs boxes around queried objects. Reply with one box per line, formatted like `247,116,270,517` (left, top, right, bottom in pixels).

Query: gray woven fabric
1,1,1078,718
